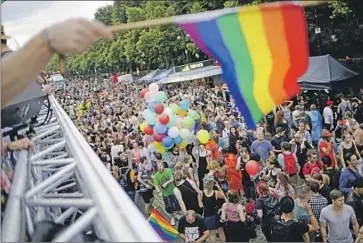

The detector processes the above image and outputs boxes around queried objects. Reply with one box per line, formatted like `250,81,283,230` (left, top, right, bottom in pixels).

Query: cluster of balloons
139,83,211,156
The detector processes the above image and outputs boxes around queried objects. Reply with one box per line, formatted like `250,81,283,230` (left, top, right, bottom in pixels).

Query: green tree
94,5,113,25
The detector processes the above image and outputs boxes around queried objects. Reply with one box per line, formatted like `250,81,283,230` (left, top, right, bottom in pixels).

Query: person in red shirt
319,129,337,169
303,149,323,179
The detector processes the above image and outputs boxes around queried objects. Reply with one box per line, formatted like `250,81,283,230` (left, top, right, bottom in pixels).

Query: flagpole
109,1,327,32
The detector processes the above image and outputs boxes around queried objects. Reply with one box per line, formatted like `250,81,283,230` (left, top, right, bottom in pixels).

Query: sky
1,1,112,49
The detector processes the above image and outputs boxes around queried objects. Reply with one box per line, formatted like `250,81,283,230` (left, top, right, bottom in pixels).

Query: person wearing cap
319,129,337,169
270,196,319,242
2,18,113,108
323,101,334,131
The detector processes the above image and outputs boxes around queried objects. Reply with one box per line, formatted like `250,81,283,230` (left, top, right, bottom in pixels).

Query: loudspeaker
1,82,46,128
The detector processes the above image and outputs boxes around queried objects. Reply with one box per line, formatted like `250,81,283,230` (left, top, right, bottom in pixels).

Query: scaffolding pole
1,95,161,242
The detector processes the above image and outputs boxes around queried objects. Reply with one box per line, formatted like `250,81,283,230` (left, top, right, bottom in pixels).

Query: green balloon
187,109,198,120
183,116,194,128
167,115,177,128
169,103,179,114
155,91,167,103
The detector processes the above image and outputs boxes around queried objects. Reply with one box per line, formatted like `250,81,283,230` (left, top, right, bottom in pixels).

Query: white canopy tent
157,65,222,84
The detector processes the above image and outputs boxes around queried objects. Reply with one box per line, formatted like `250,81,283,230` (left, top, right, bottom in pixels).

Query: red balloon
159,114,170,125
144,126,154,135
140,88,149,98
245,160,259,176
154,104,164,115
153,133,165,142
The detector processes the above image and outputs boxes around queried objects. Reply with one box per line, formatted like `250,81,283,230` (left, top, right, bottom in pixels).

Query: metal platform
1,95,161,242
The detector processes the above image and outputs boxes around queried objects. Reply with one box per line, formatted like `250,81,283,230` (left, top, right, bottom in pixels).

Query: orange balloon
178,108,187,117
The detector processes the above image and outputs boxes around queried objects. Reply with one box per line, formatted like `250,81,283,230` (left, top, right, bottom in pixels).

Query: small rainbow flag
174,2,309,129
149,208,179,242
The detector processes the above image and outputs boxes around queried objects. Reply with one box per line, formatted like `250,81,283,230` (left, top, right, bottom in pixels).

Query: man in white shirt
111,140,124,166
323,101,334,131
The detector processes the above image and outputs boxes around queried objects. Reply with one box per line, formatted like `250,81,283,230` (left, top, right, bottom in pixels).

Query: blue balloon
180,100,190,111
154,122,167,134
174,136,183,145
148,101,157,112
165,144,174,150
162,136,174,148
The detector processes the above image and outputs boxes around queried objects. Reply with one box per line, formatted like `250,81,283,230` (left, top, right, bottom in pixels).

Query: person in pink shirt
132,142,143,166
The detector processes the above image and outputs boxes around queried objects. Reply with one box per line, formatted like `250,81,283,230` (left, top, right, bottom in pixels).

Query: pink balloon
145,92,151,101
176,118,184,129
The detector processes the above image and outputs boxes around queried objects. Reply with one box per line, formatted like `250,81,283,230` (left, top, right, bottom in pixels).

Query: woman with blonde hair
198,175,227,242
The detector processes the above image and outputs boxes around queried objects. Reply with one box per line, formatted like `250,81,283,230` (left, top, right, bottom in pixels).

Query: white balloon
168,127,180,138
188,134,196,144
149,83,159,93
179,128,190,139
164,107,173,117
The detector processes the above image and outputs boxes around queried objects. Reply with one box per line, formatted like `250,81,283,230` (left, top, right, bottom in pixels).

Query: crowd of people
57,75,363,242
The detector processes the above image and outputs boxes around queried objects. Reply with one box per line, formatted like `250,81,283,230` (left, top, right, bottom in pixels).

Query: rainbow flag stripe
174,2,309,128
149,209,178,242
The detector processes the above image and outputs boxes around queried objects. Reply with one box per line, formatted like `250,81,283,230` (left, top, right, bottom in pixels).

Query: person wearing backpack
117,160,137,201
256,183,280,242
277,142,300,187
270,196,319,242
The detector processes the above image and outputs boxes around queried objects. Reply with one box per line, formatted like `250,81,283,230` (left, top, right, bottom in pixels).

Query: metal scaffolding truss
2,95,161,242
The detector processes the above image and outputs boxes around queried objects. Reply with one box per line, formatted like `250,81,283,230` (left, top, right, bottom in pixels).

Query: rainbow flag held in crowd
149,209,179,242
174,2,309,129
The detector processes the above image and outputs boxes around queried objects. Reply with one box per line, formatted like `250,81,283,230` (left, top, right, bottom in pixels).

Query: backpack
271,219,296,242
283,153,298,175
118,167,130,189
260,194,280,218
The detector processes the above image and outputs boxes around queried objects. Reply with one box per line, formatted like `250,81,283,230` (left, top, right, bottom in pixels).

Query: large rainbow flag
174,2,309,129
149,209,179,242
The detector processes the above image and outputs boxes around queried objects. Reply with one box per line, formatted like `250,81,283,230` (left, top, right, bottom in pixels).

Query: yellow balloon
179,140,188,148
157,146,166,154
178,108,187,117
139,122,148,132
154,142,163,150
197,130,210,144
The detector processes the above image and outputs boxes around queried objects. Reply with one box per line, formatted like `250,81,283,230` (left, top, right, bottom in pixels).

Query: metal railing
1,95,161,242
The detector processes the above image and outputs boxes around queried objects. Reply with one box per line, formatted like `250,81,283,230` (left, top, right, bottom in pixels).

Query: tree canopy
45,0,363,75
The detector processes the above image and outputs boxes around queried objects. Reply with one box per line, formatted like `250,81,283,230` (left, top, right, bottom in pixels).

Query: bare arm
196,230,210,243
198,192,203,208
320,222,327,242
1,34,54,107
338,145,347,168
221,203,227,221
237,204,246,222
173,188,187,214
187,178,201,195
353,217,359,238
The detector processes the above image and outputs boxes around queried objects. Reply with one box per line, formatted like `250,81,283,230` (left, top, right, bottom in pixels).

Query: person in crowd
291,132,314,179
340,152,362,196
353,122,363,152
221,190,249,242
251,128,274,163
270,127,286,156
178,210,210,243
137,156,154,216
228,127,240,155
321,156,339,189
111,139,123,167
339,132,361,168
323,101,335,131
116,160,137,201
173,170,202,215
198,175,227,242
309,104,323,146
175,159,195,183
153,162,180,225
256,183,279,242
308,180,328,242
259,156,281,190
277,142,299,186
320,190,359,243
274,172,295,199
295,121,312,145
194,144,211,190
270,196,319,242
303,149,323,180
312,173,332,204
274,110,289,138
319,129,338,169
346,178,363,227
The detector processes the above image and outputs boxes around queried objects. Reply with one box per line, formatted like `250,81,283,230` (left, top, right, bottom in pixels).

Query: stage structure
1,96,161,242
